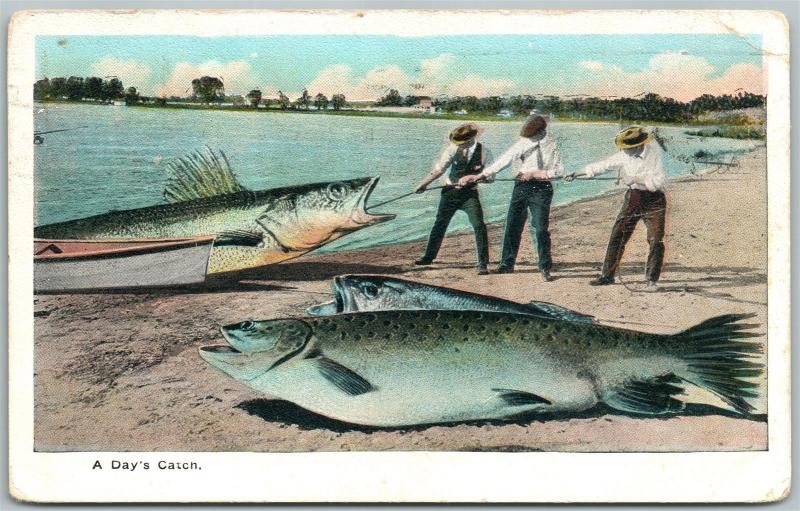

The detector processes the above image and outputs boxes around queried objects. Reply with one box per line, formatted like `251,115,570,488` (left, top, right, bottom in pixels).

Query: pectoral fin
603,374,686,415
492,388,552,407
314,357,373,396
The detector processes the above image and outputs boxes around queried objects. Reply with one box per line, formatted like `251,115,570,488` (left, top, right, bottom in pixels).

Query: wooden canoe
34,236,216,292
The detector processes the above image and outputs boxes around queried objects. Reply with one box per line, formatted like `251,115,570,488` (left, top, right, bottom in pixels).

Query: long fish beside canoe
33,148,395,274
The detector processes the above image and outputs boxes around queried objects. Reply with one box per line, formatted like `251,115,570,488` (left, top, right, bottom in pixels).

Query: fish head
306,274,424,315
199,319,313,381
257,177,395,252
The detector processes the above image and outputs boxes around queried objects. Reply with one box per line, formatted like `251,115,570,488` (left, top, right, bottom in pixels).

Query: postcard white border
8,9,791,503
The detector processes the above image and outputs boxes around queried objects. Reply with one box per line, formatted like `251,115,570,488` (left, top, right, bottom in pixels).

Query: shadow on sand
222,260,408,282
236,399,765,435
34,281,299,296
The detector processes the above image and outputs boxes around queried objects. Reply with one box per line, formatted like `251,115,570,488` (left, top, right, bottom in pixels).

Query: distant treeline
35,74,764,123
33,75,351,110
34,76,142,104
378,89,765,123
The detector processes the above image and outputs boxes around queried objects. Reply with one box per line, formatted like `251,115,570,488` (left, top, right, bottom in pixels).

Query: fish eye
326,183,347,201
361,283,379,299
240,321,256,332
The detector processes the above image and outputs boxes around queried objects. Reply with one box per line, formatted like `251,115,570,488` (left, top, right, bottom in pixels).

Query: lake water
34,103,761,253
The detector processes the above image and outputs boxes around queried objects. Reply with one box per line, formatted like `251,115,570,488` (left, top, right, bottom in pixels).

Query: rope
368,184,453,209
370,175,622,209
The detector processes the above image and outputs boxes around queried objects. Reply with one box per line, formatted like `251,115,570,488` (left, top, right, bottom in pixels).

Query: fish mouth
198,343,243,371
353,177,396,226
332,275,354,312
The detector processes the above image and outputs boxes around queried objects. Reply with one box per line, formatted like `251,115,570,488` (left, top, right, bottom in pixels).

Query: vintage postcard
8,9,790,503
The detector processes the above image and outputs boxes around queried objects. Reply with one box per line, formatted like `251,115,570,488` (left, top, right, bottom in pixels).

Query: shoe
646,279,659,288
589,276,614,286
493,266,514,274
541,270,553,282
478,267,489,276
414,258,433,266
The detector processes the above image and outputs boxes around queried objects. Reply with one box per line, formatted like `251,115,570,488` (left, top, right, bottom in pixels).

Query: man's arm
415,146,454,192
459,140,519,186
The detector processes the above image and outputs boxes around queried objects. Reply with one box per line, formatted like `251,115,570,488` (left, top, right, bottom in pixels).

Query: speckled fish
306,274,595,323
200,310,762,427
34,149,394,274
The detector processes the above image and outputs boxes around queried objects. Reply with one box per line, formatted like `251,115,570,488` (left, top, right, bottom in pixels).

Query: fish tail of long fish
671,313,764,414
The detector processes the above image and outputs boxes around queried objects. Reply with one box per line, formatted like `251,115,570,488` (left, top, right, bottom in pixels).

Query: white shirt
581,142,667,192
426,140,494,185
479,134,564,180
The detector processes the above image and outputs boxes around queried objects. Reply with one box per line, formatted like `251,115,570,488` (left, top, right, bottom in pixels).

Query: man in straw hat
565,126,667,287
459,115,563,282
413,122,492,275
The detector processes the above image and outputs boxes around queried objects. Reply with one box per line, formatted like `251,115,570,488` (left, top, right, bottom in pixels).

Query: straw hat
449,123,480,145
614,126,653,149
520,115,547,138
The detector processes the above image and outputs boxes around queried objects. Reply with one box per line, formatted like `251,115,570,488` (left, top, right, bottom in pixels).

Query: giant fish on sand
200,310,763,427
306,274,595,323
34,148,395,274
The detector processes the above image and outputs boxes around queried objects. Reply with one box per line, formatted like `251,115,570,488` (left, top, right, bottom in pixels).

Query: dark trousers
500,181,553,272
600,189,666,281
422,187,489,268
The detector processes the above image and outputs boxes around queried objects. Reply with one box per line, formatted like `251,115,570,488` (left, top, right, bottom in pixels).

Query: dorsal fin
163,146,246,203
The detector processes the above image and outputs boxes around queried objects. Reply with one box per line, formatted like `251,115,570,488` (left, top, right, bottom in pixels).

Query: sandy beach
33,146,767,453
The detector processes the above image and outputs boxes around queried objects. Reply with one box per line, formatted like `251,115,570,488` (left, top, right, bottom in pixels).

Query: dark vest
448,143,484,183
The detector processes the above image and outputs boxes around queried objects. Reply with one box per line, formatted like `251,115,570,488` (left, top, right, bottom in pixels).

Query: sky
35,34,765,102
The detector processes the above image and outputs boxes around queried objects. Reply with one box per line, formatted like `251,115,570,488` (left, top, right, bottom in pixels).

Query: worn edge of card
7,9,791,503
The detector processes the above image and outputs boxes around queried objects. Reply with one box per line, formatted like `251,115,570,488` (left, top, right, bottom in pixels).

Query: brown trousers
600,189,666,282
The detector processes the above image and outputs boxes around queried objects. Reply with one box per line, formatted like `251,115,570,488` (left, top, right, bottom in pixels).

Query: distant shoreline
37,99,735,128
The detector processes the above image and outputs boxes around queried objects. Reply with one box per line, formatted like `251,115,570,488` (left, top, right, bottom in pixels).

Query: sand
33,146,767,452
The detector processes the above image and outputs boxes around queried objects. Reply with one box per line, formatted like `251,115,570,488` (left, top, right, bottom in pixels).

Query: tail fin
675,313,764,414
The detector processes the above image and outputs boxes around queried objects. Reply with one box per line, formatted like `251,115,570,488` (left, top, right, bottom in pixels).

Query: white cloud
579,60,604,71
154,60,260,97
447,75,516,97
306,63,414,100
568,52,764,101
90,57,152,90
305,53,516,100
